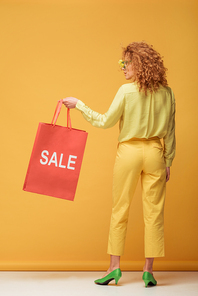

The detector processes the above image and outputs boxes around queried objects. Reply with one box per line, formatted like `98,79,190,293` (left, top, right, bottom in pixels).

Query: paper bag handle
51,99,72,129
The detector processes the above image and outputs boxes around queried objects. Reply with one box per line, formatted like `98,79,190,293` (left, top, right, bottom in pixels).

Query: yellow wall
0,0,198,271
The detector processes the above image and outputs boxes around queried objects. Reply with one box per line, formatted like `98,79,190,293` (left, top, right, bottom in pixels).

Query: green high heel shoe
94,268,122,285
142,271,157,287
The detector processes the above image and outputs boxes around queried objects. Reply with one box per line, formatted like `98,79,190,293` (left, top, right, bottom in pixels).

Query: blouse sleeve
163,90,176,167
75,86,125,129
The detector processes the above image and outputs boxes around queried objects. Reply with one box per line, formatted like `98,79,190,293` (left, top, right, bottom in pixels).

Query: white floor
0,271,198,296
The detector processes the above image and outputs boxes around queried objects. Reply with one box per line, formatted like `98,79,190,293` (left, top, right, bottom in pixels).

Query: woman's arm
166,167,170,182
63,86,125,129
163,89,176,167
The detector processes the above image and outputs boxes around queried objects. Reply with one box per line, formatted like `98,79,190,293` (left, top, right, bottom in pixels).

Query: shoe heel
142,271,157,287
143,279,150,287
115,268,122,285
114,275,121,285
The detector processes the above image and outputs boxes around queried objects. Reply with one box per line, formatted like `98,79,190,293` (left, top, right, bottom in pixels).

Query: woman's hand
166,167,170,182
63,97,78,109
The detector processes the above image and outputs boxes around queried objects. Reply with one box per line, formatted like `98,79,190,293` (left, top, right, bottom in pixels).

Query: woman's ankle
143,268,153,274
109,266,120,272
143,258,154,274
109,255,120,271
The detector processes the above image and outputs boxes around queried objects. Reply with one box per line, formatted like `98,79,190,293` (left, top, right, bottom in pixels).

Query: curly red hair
122,41,168,95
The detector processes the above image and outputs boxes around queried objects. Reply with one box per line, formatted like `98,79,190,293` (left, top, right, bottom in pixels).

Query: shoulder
119,83,139,94
158,85,173,95
158,85,175,103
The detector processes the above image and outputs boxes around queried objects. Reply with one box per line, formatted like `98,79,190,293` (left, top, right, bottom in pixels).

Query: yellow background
0,0,198,271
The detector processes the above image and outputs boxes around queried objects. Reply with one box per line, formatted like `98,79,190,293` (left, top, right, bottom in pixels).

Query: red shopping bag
23,100,88,201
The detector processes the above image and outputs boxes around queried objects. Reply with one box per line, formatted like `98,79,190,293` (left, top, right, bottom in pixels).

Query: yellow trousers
107,137,166,258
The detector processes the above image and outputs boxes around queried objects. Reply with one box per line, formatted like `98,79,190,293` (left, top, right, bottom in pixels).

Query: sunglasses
118,59,132,69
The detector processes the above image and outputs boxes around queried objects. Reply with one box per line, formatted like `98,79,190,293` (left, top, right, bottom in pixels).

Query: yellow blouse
75,82,176,167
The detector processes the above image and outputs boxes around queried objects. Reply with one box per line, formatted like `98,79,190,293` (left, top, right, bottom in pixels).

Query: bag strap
51,99,62,125
67,108,72,129
51,99,72,129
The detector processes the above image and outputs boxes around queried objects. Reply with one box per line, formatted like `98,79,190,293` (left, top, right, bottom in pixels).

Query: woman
63,41,176,287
